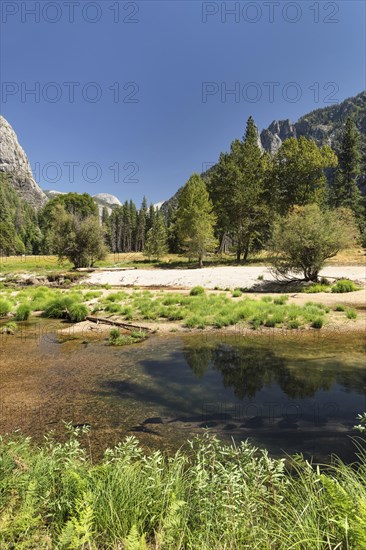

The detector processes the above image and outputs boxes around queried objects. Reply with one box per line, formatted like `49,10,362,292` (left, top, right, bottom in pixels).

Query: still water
0,320,365,462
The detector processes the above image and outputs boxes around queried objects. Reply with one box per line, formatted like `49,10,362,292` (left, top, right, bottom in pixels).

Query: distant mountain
161,91,366,214
92,193,122,217
0,116,48,209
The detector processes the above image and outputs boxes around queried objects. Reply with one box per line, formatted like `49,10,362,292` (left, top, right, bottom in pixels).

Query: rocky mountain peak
0,116,48,210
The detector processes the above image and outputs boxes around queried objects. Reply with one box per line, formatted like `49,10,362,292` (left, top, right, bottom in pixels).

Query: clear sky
1,0,365,205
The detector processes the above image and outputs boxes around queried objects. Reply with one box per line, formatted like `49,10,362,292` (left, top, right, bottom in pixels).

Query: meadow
0,246,365,274
0,284,360,334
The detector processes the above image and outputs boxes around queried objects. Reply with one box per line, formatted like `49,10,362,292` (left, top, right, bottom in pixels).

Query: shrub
0,299,11,317
84,290,103,300
232,289,242,297
15,303,31,321
346,308,357,319
273,295,289,305
190,286,205,296
334,304,346,312
287,319,300,329
68,303,89,322
303,284,330,293
43,297,74,318
105,303,121,314
270,204,358,281
311,318,324,329
331,279,360,293
109,328,146,346
1,321,17,334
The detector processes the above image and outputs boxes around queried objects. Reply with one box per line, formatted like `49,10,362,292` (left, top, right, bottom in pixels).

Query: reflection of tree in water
182,347,212,379
182,342,361,400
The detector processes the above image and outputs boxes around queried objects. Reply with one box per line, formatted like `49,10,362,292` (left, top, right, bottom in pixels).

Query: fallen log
86,316,152,332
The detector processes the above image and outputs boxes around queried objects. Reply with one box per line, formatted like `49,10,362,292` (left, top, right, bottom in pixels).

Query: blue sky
1,0,365,205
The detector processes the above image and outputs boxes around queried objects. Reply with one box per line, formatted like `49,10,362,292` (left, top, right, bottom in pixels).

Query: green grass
68,303,89,322
0,299,11,316
303,283,331,293
231,288,242,297
0,286,355,332
311,318,324,329
108,327,147,346
346,308,358,320
0,425,365,549
190,286,205,296
331,279,360,293
15,303,32,321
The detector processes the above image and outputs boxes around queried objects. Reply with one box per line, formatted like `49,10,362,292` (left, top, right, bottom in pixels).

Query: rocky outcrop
260,119,297,153
0,116,48,209
93,193,121,207
260,91,366,153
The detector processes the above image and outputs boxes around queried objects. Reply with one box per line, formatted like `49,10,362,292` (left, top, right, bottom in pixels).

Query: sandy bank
85,265,366,289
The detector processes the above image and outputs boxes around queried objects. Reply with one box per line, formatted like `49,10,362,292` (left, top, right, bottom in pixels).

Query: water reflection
183,340,366,400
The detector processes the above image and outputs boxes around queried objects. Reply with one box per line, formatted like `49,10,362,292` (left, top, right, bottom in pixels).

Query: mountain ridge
160,91,366,215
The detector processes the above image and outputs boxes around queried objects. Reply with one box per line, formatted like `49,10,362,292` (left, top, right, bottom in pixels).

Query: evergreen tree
147,203,156,234
209,116,269,262
144,210,168,260
330,117,363,217
176,173,216,267
272,137,337,214
136,196,148,252
0,173,42,255
166,204,180,253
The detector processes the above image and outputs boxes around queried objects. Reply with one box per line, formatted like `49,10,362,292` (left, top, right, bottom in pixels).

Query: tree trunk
198,255,203,268
243,239,250,263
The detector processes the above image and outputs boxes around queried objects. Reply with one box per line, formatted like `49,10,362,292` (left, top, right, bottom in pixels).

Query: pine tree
272,136,337,214
330,117,363,217
176,173,216,267
144,210,168,261
147,203,156,234
136,196,148,252
209,117,269,262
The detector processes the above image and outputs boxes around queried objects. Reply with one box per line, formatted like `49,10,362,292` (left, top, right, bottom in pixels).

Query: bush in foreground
331,279,360,293
15,303,32,321
190,286,205,296
0,426,365,549
270,204,358,281
0,299,11,317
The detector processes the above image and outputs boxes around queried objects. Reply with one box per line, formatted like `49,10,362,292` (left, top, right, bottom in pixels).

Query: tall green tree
209,116,269,262
176,173,216,267
136,196,148,252
272,137,337,214
39,192,98,253
330,117,363,217
144,210,168,260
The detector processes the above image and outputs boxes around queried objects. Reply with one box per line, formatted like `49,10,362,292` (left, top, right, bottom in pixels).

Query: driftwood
86,316,152,332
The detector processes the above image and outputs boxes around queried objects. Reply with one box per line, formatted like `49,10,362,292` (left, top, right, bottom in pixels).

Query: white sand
85,265,366,289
